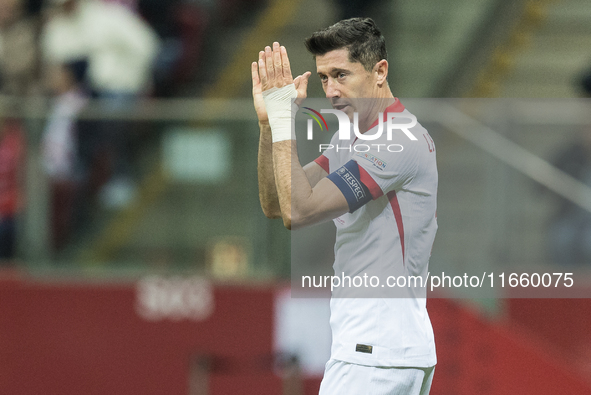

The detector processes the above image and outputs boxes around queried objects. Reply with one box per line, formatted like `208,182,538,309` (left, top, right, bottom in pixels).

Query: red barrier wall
0,274,280,395
1,273,590,395
507,298,591,378
429,298,591,394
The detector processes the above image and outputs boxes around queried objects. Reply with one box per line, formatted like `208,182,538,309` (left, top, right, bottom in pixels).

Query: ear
374,60,388,86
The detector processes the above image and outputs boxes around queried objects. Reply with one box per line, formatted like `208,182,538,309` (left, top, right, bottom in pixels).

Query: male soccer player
252,18,437,394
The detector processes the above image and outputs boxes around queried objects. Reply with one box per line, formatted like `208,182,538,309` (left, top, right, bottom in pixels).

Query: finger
297,71,311,96
294,74,301,89
258,51,267,87
265,46,274,83
272,42,283,87
251,61,259,88
280,46,293,84
294,72,311,106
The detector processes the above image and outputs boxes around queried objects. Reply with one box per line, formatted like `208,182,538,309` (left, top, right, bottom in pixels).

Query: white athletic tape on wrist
263,84,298,142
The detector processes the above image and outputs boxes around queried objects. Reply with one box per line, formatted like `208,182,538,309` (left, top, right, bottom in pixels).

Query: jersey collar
367,98,405,131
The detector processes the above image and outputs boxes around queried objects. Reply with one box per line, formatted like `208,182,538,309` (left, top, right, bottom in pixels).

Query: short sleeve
314,154,330,173
313,131,341,174
326,143,419,213
353,143,419,195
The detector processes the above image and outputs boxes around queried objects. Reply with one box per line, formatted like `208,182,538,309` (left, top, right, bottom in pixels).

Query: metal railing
2,97,590,279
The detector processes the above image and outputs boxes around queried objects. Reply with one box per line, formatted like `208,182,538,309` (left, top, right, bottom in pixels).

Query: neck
358,87,395,133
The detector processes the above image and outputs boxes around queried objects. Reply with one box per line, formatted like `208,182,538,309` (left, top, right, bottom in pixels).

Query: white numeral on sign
136,276,215,321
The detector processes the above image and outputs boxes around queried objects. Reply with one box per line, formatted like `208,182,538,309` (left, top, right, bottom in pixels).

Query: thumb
296,71,311,97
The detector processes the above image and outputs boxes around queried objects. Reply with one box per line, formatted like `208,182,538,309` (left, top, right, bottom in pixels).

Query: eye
338,72,347,79
320,75,328,83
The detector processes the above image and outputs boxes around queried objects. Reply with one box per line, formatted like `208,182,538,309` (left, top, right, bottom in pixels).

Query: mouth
332,103,350,111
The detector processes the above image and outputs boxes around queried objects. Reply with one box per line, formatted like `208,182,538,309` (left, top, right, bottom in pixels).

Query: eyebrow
317,68,350,76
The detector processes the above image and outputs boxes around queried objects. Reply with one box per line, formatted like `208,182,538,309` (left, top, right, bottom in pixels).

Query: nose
325,78,340,99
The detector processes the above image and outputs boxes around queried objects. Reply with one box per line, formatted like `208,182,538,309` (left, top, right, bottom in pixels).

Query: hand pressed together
251,42,311,124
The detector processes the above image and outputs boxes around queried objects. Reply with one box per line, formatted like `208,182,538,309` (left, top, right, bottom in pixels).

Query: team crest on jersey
355,152,387,171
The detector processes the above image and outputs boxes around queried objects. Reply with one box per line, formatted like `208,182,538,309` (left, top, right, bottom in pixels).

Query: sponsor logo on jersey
355,152,387,171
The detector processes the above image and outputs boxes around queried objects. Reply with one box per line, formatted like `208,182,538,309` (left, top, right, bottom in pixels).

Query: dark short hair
304,17,387,72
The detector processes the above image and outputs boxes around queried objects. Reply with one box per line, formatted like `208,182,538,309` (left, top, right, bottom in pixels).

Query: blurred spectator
24,0,44,16
581,69,591,98
546,71,591,265
0,116,25,263
102,0,137,12
42,0,159,97
138,0,210,97
138,0,183,97
41,60,89,250
547,133,591,266
41,0,160,208
0,0,40,96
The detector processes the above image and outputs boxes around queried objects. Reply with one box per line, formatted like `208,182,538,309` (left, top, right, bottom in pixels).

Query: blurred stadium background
1,0,591,393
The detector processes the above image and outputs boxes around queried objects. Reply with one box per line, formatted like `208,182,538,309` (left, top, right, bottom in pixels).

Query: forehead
315,48,364,74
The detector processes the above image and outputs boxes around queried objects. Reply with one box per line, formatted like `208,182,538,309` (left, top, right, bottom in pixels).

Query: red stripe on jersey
314,155,330,173
368,98,406,130
357,165,383,200
387,190,405,265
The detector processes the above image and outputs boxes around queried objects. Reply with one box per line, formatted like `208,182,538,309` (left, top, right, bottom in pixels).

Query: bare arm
253,53,282,218
257,121,282,218
257,120,327,219
273,140,348,230
303,161,328,188
252,49,324,219
255,42,348,229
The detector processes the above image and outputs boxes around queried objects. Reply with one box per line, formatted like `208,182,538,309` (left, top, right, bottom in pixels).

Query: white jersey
313,99,438,368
